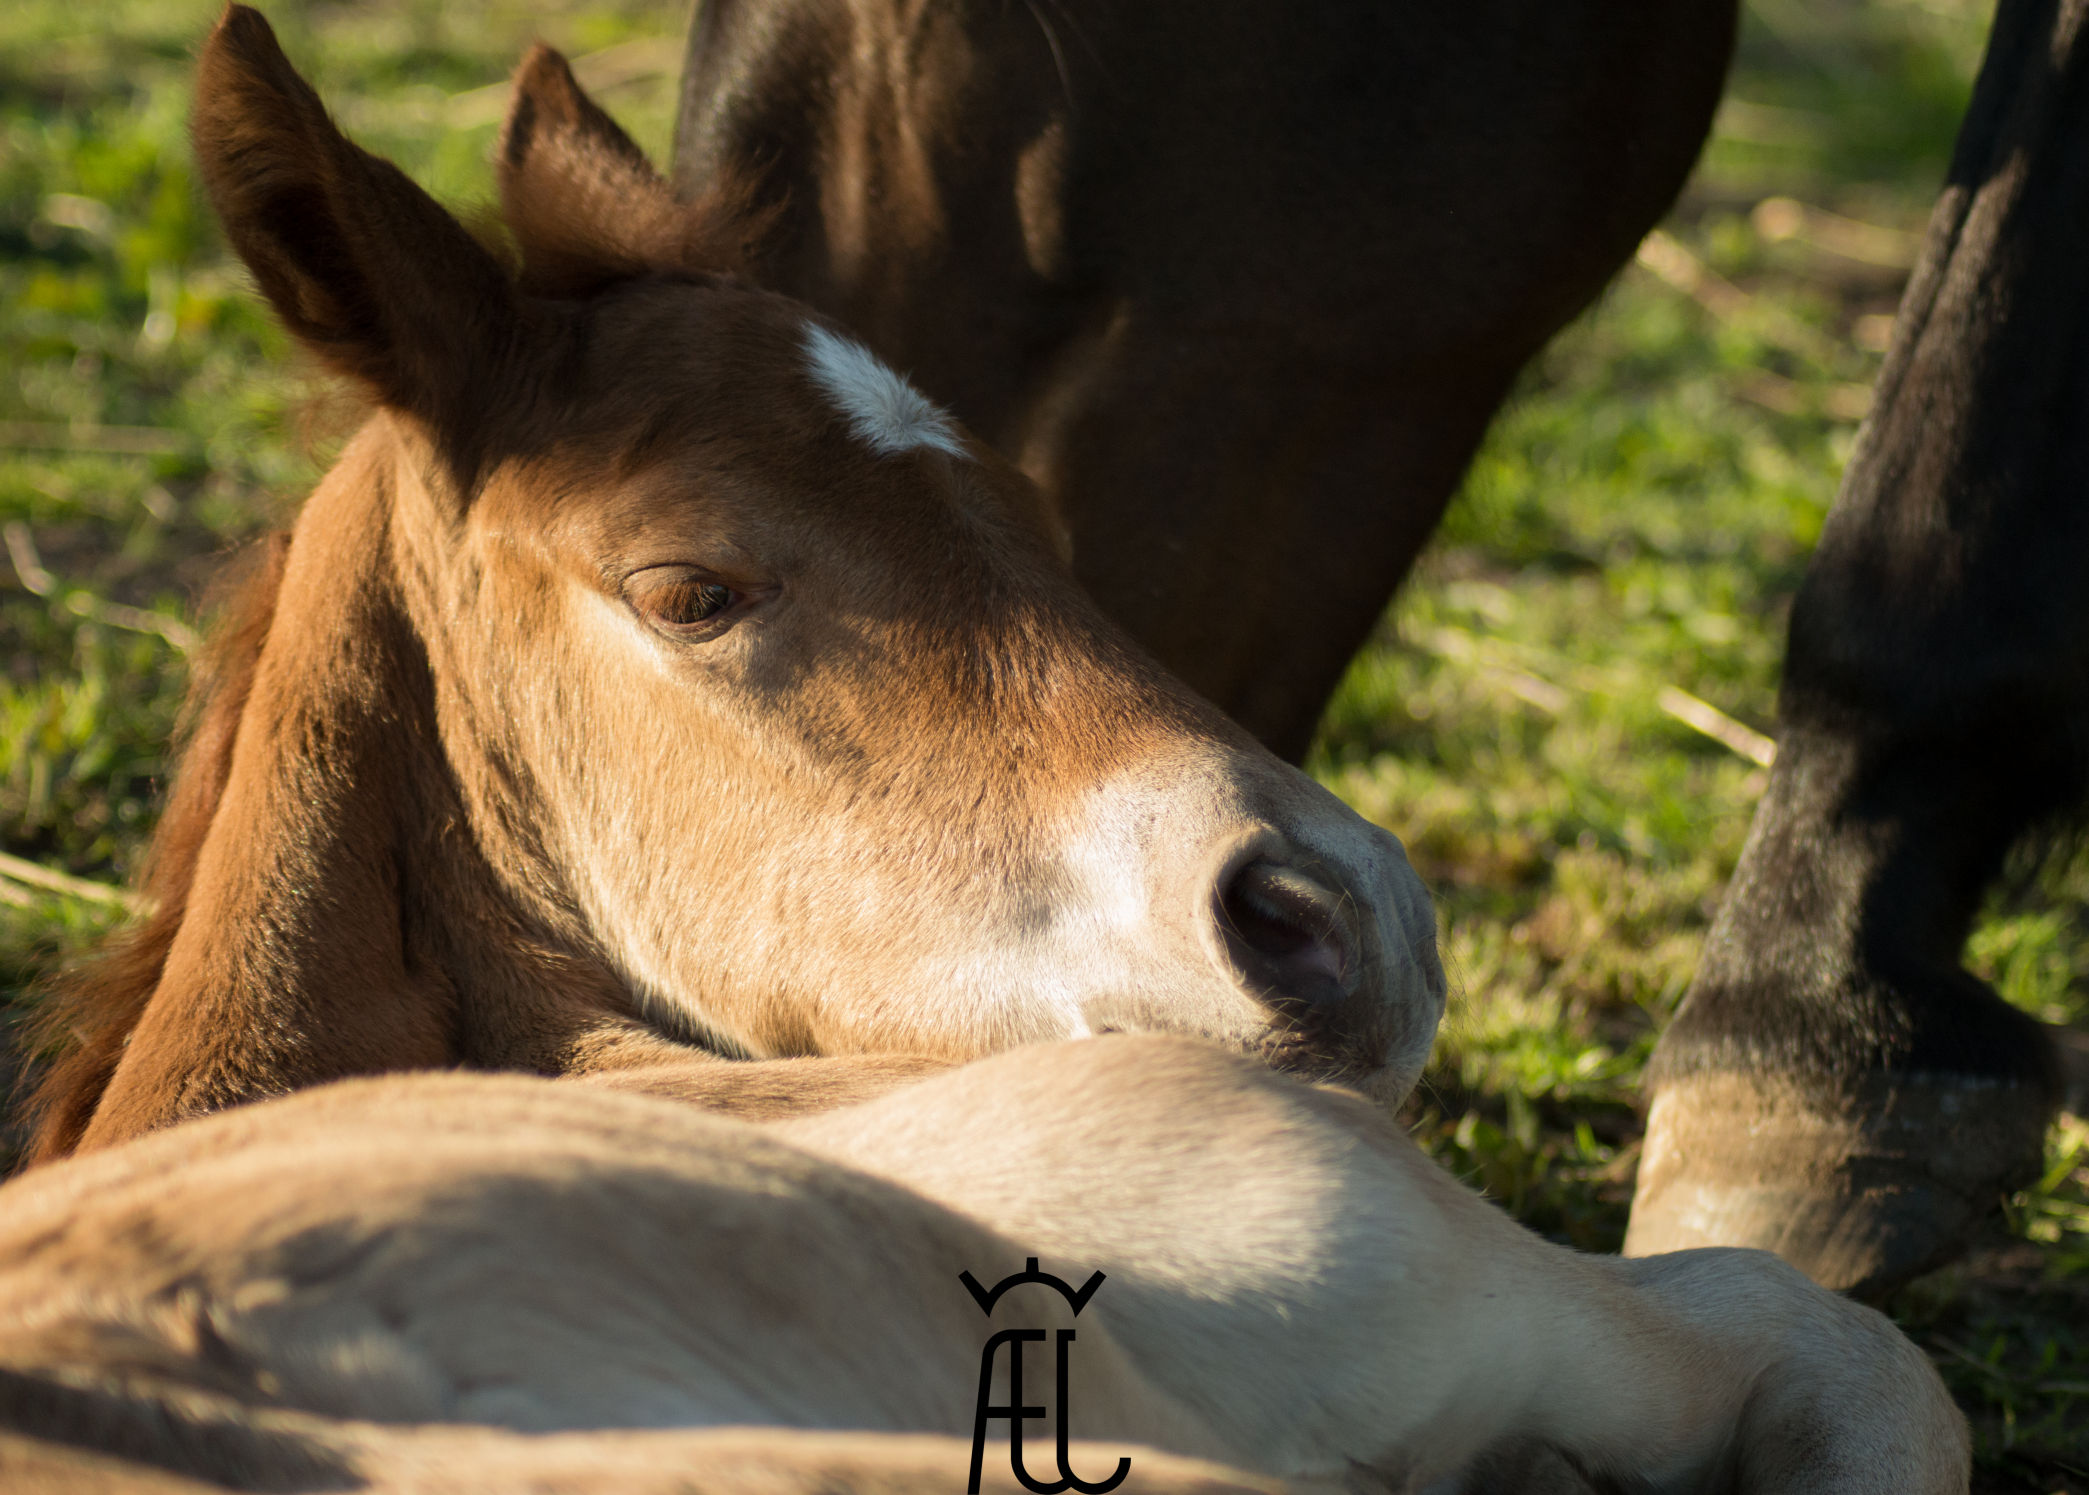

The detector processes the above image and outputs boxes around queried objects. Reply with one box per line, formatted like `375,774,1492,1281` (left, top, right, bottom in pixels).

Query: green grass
1306,1,2089,1478
0,0,686,1060
3,0,2086,1485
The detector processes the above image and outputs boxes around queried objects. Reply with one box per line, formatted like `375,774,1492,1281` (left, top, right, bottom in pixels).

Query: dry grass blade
0,850,141,912
1734,368,1873,421
6,520,198,651
3,521,54,596
1751,196,1923,271
1416,627,1572,715
1634,229,1845,366
1656,687,1777,767
60,592,199,652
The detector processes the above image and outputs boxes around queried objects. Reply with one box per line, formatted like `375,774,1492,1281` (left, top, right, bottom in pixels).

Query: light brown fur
0,1414,1268,1495
3,18,1967,1490
22,8,1441,1162
0,1039,1967,1492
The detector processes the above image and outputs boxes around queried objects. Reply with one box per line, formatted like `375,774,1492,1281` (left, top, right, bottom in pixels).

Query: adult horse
667,0,2085,1293
14,6,1439,1162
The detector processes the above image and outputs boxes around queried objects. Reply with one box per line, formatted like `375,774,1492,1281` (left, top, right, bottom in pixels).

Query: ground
1,0,2084,1485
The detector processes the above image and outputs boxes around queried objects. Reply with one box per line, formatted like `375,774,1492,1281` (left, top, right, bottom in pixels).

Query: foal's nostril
1217,858,1356,1010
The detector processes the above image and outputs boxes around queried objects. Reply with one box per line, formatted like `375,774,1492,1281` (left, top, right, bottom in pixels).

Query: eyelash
625,568,742,634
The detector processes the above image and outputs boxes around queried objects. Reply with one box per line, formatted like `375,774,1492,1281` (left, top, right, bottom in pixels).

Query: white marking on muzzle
802,324,967,459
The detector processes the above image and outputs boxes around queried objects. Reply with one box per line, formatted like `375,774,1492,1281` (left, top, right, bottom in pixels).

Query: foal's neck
77,421,668,1151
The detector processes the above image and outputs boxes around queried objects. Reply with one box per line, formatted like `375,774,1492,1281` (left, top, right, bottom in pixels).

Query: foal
0,15,1967,1491
21,8,1440,1161
0,1040,1968,1493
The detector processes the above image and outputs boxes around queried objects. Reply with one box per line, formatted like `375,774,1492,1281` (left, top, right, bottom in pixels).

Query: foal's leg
781,1037,1968,1493
0,1378,1275,1495
0,1074,1224,1465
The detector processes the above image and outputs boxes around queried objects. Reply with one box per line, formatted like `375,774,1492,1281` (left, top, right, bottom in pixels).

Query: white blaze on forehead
802,323,968,459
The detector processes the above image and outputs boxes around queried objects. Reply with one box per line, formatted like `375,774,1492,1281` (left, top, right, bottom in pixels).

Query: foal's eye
626,568,740,632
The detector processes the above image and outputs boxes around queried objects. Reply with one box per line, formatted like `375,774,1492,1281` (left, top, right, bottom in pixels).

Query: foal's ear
499,46,761,295
193,7,517,433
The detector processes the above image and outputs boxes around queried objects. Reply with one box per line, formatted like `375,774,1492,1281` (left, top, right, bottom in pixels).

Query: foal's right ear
498,45,760,295
193,7,517,436
496,46,680,296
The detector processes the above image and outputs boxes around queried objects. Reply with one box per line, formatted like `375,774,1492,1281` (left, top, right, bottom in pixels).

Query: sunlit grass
1305,0,2089,1477
2,0,2084,1483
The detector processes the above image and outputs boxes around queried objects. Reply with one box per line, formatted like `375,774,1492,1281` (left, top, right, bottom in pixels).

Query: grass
2,0,2085,1485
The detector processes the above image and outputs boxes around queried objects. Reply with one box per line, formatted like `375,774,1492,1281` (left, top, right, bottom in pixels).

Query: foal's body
0,1040,1966,1493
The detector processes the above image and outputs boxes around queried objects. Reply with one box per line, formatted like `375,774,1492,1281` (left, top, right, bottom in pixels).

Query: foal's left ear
499,46,754,296
193,7,518,440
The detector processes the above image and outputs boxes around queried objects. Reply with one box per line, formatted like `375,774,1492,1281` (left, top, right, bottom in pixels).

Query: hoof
1623,1069,2054,1299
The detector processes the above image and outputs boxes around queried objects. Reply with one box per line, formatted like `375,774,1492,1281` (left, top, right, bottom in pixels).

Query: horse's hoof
1623,1068,2054,1299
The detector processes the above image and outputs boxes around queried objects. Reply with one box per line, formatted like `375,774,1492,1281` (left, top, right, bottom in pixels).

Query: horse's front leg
782,1035,1968,1492
1628,0,2089,1296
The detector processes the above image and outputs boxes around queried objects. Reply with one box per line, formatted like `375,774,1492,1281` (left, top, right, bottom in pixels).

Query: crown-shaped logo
959,1257,1107,1316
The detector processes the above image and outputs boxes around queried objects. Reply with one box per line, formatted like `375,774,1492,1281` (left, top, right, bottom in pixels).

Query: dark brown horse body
668,0,2083,1293
673,0,1739,760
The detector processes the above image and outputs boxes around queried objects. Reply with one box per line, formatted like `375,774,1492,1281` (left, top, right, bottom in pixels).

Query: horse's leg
0,1373,1273,1495
0,1074,1231,1465
1628,0,2089,1296
782,1037,1968,1492
356,1426,1276,1494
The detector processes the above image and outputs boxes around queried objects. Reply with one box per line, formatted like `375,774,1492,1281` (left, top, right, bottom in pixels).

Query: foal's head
30,7,1443,1156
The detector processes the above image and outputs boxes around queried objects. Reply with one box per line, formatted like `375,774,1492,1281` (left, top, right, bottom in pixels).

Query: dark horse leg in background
1628,0,2087,1294
671,0,1736,761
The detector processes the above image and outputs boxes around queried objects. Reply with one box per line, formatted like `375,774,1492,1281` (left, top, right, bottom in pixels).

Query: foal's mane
15,538,288,1167
8,17,782,1167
